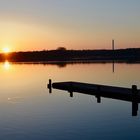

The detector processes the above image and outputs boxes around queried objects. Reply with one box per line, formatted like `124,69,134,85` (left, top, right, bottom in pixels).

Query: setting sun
2,47,10,54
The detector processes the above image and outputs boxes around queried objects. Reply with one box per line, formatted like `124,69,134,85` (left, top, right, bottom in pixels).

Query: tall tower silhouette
112,39,115,50
112,39,115,73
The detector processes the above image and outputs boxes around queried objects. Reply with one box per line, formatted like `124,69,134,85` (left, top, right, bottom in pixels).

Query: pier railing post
48,79,52,93
96,85,101,103
132,85,138,116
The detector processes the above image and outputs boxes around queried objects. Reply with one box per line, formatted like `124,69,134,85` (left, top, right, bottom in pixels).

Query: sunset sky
0,0,140,52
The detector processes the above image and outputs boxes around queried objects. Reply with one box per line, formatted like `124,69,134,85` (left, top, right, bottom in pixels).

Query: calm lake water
0,62,140,140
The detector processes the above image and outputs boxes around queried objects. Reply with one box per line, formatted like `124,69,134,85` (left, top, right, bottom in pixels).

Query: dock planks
48,80,140,116
51,81,140,102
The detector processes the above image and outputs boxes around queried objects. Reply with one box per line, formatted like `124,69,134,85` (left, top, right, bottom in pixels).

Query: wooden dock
48,80,140,116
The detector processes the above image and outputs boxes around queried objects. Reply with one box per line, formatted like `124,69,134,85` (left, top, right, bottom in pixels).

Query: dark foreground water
0,62,140,140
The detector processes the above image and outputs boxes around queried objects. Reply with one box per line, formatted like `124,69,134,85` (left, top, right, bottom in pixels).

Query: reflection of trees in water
4,61,140,70
41,62,67,68
49,61,110,68
56,62,67,68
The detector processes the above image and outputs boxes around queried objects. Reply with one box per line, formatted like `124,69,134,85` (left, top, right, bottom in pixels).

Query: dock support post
70,92,73,97
132,85,138,116
96,86,101,103
48,79,52,93
97,96,101,103
69,82,73,97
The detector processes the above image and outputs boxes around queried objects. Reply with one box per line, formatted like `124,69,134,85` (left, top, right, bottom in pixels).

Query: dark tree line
0,48,140,62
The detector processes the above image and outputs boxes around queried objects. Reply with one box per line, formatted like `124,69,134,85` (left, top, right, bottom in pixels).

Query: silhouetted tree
57,47,67,51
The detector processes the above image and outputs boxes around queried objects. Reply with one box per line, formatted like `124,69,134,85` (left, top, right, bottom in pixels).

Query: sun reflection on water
3,61,11,70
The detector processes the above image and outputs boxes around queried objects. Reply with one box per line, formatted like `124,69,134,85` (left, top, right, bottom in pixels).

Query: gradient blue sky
0,0,140,51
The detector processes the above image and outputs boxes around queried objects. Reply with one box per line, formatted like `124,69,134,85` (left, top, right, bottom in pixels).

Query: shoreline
0,48,140,63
